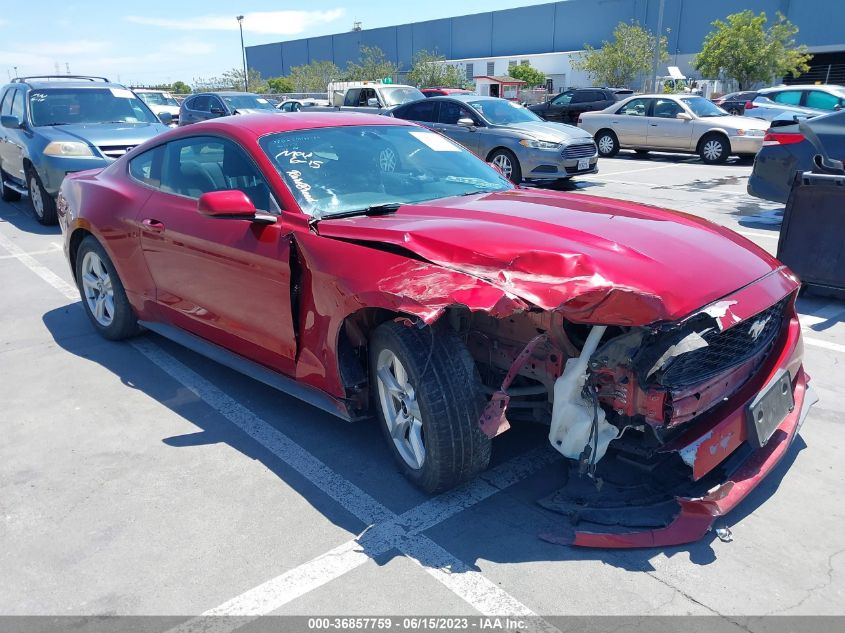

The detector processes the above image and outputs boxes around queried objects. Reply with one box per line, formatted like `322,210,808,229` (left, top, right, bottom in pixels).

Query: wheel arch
68,227,95,282
696,129,731,153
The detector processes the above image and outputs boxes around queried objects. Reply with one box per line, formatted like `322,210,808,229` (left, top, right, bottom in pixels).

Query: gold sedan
578,94,770,164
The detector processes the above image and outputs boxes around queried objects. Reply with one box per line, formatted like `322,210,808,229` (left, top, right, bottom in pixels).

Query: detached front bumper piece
541,315,817,549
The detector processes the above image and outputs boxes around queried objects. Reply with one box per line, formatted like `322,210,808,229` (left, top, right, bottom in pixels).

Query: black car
712,91,758,116
178,92,277,126
748,109,845,203
528,87,633,124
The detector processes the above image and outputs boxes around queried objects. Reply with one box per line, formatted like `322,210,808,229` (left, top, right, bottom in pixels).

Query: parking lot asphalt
1,150,844,623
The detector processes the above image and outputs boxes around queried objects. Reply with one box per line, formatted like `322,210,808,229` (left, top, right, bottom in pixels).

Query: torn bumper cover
540,315,817,548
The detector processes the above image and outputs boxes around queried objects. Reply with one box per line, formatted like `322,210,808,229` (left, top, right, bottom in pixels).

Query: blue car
0,75,170,225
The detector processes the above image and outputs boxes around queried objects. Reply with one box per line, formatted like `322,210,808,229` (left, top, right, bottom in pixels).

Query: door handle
142,218,165,232
650,124,658,126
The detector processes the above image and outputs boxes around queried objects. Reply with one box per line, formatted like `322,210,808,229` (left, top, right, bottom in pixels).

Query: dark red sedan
58,112,816,548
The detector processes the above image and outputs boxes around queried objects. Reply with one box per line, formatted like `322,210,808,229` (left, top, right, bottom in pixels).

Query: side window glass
191,96,210,112
344,89,359,107
10,90,25,121
438,101,462,125
773,90,801,105
210,98,225,113
618,98,648,116
160,136,277,212
805,91,840,110
0,89,13,116
405,100,438,122
652,98,682,118
128,146,164,188
460,106,480,125
552,92,572,105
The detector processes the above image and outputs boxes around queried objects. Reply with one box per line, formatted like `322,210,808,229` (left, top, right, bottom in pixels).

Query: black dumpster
777,170,845,291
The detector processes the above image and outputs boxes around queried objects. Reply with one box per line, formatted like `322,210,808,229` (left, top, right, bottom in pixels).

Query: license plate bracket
577,158,590,171
746,370,794,448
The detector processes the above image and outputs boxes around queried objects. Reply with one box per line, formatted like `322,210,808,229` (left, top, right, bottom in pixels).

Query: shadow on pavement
41,302,806,576
0,199,61,236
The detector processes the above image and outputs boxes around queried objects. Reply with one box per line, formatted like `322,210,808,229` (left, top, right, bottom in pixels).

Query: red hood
315,189,785,325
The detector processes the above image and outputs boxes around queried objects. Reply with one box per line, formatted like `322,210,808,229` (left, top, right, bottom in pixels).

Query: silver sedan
388,95,598,183
578,94,769,164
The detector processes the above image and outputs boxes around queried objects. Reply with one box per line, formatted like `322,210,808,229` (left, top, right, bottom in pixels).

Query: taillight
744,101,756,110
762,131,805,146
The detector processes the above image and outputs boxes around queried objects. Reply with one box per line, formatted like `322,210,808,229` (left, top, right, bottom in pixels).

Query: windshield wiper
308,202,403,228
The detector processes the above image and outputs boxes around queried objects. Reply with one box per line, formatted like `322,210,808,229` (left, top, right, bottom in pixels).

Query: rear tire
26,167,57,225
369,321,491,493
595,130,619,157
1,168,21,202
699,133,729,165
75,236,142,341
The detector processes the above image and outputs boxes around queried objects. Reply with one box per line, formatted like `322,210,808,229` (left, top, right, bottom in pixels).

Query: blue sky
1,0,543,86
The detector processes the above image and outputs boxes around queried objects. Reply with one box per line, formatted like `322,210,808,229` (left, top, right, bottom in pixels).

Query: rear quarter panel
62,167,158,319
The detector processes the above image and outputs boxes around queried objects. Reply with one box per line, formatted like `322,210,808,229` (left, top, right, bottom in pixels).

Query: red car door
137,135,296,374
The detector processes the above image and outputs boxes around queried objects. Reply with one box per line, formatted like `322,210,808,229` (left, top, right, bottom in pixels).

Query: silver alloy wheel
597,135,615,155
29,175,44,219
81,251,115,327
379,147,397,172
492,153,513,179
375,348,425,470
702,139,724,161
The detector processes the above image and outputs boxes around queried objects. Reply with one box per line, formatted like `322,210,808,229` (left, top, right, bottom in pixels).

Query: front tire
27,167,58,225
595,130,619,157
370,321,491,493
489,148,522,184
75,236,141,340
699,133,729,164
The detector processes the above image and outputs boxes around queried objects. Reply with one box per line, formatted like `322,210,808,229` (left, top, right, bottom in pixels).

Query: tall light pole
650,0,665,93
236,15,248,91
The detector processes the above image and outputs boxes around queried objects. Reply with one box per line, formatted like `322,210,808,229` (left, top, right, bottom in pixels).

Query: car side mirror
676,112,692,121
835,103,842,111
158,112,173,125
367,97,380,108
457,117,476,128
1,115,22,129
197,190,276,224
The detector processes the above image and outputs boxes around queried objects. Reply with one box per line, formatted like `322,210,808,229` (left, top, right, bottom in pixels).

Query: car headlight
43,141,96,157
735,129,765,137
519,139,560,151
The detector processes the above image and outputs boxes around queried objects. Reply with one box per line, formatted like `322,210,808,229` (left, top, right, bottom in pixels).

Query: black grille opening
657,298,788,388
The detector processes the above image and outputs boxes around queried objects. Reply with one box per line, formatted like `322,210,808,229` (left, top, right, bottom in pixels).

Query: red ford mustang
58,112,816,548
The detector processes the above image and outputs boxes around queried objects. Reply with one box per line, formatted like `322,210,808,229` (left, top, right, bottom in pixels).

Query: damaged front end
467,268,816,548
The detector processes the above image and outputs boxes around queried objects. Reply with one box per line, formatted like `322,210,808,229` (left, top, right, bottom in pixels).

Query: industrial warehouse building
246,0,845,92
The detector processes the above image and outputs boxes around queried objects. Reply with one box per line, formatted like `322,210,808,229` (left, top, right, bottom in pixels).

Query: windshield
220,94,277,111
137,92,179,107
28,87,159,126
259,125,512,218
381,87,425,106
681,97,729,117
467,99,542,125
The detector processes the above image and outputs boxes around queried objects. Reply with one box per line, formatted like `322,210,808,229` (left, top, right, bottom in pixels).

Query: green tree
344,46,399,82
692,11,811,90
170,80,191,94
509,63,546,87
267,76,294,94
572,21,667,88
288,60,342,92
220,68,267,93
406,50,464,88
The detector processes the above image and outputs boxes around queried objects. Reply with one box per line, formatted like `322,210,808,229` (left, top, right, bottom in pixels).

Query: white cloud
29,40,110,56
126,9,345,35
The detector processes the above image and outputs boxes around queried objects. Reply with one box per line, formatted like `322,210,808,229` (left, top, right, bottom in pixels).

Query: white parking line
0,231,77,300
803,336,845,354
133,339,558,632
0,226,559,627
0,243,63,259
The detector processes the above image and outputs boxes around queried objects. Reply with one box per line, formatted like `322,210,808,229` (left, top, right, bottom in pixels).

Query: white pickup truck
325,82,425,111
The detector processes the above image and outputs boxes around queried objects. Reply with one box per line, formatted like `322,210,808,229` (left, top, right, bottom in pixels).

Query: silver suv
745,84,845,121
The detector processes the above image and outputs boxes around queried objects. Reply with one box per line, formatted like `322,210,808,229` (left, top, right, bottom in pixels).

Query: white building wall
446,51,593,92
